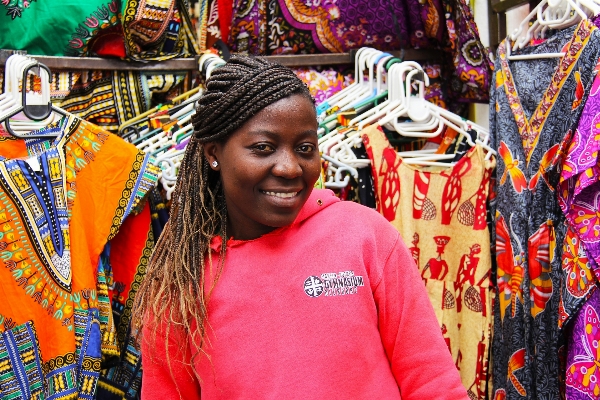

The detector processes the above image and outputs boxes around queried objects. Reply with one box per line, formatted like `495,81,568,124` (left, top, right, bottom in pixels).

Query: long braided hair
133,56,313,376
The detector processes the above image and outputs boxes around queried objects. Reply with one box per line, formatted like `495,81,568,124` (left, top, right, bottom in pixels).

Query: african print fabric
122,0,200,61
0,115,159,398
225,0,491,104
0,0,198,59
228,0,267,54
565,288,600,399
203,0,221,51
556,62,600,400
489,19,600,399
363,125,495,399
0,0,123,57
292,66,354,105
265,0,409,54
441,0,493,103
55,70,185,133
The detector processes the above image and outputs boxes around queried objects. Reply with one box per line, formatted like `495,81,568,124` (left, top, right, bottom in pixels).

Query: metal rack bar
0,50,441,71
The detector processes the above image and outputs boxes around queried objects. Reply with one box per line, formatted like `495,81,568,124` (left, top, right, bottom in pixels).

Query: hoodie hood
210,189,339,250
292,188,340,225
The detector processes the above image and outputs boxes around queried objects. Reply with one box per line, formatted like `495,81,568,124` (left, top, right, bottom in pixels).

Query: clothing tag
26,157,41,172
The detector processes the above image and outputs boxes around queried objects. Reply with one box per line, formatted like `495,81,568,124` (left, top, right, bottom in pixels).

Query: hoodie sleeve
374,233,469,400
141,319,202,400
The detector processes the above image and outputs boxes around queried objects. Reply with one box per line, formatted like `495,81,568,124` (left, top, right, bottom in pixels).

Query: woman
134,56,468,399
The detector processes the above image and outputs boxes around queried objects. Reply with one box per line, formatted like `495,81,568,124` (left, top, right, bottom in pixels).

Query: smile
261,190,300,198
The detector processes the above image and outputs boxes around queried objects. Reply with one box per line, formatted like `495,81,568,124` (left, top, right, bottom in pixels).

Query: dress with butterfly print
489,19,600,400
363,125,495,400
556,57,600,400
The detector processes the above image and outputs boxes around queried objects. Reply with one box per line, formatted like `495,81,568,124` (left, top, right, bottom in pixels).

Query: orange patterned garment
362,125,495,399
0,116,158,399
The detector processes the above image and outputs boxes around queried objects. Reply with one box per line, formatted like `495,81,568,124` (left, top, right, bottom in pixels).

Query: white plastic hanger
508,0,595,59
326,48,382,112
318,47,372,115
1,55,66,138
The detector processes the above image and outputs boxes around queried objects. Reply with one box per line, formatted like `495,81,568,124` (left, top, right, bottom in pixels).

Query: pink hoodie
141,189,468,399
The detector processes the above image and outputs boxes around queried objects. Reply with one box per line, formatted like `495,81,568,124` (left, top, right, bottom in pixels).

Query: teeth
263,191,298,198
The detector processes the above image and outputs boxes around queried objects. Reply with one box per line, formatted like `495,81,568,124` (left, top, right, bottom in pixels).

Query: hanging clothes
0,115,158,398
55,70,186,133
489,19,600,399
0,0,198,59
265,0,409,54
0,0,124,57
555,62,600,399
292,66,354,105
362,125,495,399
121,0,200,61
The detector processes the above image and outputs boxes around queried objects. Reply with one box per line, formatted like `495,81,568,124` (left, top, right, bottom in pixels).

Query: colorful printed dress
489,19,600,399
362,125,495,399
0,115,158,398
556,61,600,399
0,0,198,60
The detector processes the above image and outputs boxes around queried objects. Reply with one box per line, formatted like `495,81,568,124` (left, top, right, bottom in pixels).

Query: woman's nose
272,150,303,179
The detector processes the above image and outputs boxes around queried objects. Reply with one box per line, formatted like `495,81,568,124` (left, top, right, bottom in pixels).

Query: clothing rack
0,50,441,70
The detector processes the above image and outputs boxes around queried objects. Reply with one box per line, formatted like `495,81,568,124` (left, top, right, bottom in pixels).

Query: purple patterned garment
558,54,600,400
558,63,600,273
227,0,492,103
443,0,493,103
264,0,410,54
404,0,430,48
228,0,267,54
565,289,600,399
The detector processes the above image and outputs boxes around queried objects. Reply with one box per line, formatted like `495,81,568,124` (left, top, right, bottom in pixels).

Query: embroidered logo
303,276,325,297
304,271,365,298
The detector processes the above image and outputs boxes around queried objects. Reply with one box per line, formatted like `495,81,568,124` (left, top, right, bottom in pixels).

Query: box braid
133,55,313,384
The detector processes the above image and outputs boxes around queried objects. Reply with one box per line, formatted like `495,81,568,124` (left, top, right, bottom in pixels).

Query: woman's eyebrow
245,129,318,138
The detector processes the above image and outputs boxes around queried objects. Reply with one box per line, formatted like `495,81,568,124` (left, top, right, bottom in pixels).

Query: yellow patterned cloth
362,125,495,399
52,70,185,133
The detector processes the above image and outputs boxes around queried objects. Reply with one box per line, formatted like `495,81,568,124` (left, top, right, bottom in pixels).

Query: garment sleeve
141,318,202,400
557,71,600,267
374,234,469,400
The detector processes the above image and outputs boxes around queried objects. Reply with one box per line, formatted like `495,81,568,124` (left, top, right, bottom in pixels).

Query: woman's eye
297,144,315,153
254,144,274,152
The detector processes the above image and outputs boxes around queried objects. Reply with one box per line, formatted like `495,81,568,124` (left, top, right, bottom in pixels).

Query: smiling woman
133,56,469,400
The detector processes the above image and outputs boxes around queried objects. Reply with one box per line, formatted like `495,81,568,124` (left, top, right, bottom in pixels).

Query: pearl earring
211,161,219,168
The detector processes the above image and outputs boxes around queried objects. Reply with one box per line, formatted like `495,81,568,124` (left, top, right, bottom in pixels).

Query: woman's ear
203,142,221,171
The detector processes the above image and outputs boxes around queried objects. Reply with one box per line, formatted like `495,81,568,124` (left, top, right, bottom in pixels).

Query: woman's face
204,94,320,241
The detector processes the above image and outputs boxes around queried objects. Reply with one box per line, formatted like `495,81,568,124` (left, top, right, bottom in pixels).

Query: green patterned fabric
0,0,199,60
0,0,122,57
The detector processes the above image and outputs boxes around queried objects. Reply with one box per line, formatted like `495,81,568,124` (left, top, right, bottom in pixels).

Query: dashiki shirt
0,0,198,60
55,70,185,133
363,125,495,400
557,64,600,399
489,19,600,399
0,115,158,398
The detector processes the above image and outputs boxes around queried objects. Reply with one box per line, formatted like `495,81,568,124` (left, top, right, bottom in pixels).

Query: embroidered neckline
0,117,74,290
498,19,594,164
0,115,108,293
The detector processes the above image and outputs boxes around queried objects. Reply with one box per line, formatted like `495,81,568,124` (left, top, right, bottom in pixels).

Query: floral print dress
556,56,600,400
489,19,600,399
